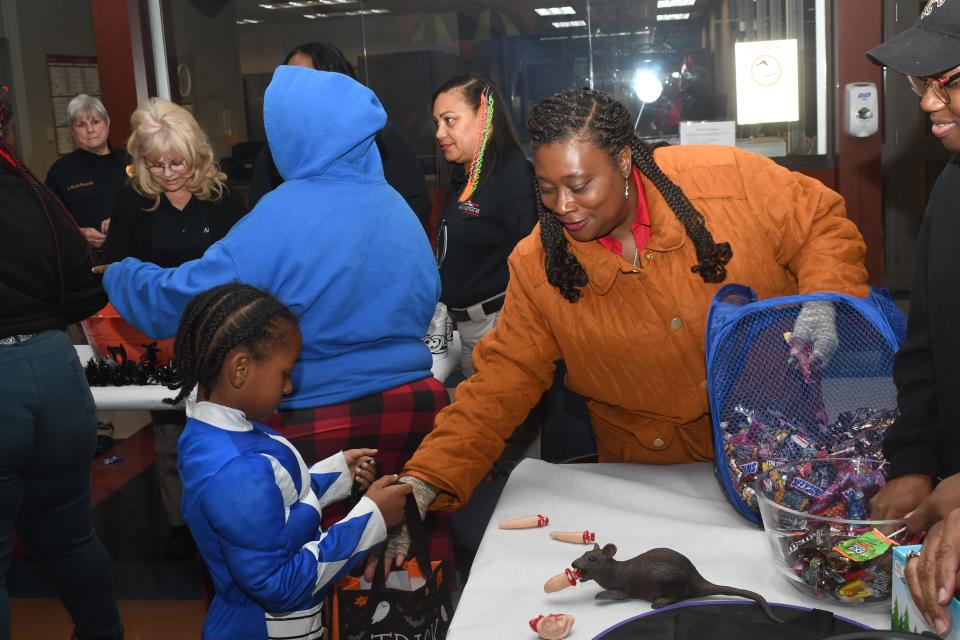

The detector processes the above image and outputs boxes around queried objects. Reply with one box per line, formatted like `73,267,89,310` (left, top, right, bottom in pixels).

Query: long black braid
0,84,91,314
527,88,732,303
167,283,299,405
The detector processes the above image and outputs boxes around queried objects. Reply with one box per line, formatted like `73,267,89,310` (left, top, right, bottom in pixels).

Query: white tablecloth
77,332,462,411
448,458,890,639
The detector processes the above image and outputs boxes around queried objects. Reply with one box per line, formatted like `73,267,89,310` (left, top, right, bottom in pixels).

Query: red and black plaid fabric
269,376,455,575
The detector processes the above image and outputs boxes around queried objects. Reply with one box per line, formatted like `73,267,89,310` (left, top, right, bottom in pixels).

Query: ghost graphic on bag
371,601,390,625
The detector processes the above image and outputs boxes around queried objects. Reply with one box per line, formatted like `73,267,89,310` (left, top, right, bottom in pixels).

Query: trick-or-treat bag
703,284,906,525
330,495,452,640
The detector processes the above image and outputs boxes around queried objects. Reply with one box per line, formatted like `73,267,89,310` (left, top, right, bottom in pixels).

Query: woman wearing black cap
866,1,960,634
0,86,122,639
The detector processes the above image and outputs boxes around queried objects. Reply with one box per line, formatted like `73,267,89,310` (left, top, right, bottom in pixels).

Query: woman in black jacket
431,73,538,377
0,87,122,640
100,97,245,561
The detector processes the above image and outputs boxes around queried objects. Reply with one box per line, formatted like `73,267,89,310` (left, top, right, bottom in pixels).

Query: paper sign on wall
679,121,736,147
734,39,799,125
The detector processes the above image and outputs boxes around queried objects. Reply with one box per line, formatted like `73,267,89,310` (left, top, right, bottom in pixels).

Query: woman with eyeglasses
100,97,246,561
866,2,960,635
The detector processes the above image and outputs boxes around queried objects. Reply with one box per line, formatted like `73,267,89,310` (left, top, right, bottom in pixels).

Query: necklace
632,248,639,268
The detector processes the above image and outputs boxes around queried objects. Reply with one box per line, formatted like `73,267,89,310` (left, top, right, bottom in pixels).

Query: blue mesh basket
704,284,906,525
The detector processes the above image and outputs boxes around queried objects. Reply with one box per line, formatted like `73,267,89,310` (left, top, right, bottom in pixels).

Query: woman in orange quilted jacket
383,88,869,566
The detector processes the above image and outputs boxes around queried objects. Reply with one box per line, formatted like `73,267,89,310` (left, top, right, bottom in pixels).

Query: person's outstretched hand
905,508,960,636
870,473,934,521
364,475,411,528
790,300,838,368
905,473,960,535
91,263,112,275
363,475,437,581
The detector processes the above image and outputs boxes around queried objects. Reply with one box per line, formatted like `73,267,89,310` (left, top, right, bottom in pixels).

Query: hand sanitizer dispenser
844,82,879,138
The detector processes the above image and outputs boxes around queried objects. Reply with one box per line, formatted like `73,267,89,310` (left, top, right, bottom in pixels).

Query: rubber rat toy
571,543,781,622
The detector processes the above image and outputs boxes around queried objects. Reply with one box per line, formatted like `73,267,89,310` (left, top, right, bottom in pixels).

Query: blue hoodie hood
265,65,387,182
103,63,440,409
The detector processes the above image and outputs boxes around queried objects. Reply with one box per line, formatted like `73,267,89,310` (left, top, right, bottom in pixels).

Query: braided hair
432,73,521,204
527,88,733,303
167,283,299,405
0,84,90,314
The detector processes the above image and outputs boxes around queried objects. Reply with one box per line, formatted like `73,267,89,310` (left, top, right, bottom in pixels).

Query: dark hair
526,88,733,303
431,73,521,202
167,283,299,405
0,83,89,313
283,42,357,79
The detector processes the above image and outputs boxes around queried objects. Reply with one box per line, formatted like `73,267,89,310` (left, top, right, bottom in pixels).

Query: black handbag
330,494,453,640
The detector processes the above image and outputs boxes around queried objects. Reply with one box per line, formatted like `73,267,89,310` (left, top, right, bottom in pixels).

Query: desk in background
77,332,461,411
448,459,889,639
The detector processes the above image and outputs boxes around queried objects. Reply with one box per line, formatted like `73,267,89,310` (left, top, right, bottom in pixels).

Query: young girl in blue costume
169,283,411,640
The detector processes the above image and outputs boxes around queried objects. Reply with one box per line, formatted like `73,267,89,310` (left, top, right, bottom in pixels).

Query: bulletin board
46,54,101,155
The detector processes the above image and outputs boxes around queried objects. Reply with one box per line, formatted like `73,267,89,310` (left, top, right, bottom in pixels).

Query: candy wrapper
722,406,895,518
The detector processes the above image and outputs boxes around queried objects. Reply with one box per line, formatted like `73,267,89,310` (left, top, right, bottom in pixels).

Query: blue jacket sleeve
101,240,239,338
309,452,354,509
202,455,386,612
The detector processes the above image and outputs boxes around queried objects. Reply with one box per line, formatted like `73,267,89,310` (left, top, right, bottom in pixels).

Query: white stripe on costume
261,454,297,522
265,601,323,640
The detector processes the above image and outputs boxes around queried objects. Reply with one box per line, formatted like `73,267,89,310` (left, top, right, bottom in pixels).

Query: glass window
161,0,831,191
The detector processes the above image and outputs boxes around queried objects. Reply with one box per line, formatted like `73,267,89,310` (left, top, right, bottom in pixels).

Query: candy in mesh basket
704,284,906,525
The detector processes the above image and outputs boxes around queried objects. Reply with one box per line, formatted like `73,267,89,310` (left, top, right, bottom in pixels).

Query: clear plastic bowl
755,458,907,605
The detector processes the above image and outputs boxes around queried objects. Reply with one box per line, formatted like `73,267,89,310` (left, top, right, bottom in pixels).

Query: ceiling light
657,0,695,8
633,69,664,103
340,8,389,15
535,6,576,16
657,12,690,20
236,18,262,24
262,0,355,8
552,20,586,28
306,8,389,18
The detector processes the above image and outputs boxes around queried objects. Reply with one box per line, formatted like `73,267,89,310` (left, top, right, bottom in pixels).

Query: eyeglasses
906,69,960,105
146,159,188,175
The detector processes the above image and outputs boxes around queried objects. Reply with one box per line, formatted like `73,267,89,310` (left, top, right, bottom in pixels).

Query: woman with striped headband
432,74,538,378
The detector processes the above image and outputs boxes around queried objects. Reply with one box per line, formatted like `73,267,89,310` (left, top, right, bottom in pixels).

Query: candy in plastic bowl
755,457,907,606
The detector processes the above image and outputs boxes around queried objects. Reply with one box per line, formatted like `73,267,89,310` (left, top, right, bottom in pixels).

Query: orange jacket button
653,438,665,448
670,317,683,330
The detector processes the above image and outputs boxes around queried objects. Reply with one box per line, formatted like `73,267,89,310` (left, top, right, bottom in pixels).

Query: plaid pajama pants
269,376,455,573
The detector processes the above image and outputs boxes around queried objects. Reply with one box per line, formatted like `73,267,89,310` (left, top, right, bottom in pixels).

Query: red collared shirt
596,166,651,259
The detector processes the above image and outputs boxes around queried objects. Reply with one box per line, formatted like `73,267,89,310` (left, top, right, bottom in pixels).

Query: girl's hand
364,475,411,528
91,263,113,275
344,448,378,490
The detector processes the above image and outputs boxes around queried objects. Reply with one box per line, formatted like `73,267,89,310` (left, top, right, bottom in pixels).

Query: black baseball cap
867,0,960,77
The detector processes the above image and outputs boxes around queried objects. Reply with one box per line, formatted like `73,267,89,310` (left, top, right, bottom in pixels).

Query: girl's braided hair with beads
432,73,522,203
0,84,92,314
527,88,733,303
166,283,299,405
